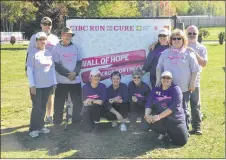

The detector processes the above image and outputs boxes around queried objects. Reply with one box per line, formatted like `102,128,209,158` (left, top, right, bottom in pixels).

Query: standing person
105,71,129,131
26,32,57,138
128,69,150,129
52,27,82,125
156,29,200,130
186,25,208,135
26,17,59,123
81,69,107,133
142,28,170,88
144,71,188,146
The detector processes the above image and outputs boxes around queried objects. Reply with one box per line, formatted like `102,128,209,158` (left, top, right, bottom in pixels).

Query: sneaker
45,116,53,124
29,130,39,138
39,127,50,134
189,129,202,135
112,120,118,127
120,123,127,132
157,134,165,141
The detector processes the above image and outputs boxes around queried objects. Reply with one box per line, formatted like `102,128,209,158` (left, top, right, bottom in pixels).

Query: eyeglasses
158,34,167,38
133,76,141,79
161,76,171,80
37,38,47,41
172,37,182,41
42,23,52,26
188,32,197,36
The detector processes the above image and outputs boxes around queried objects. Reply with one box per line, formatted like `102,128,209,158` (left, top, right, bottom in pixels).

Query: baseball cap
161,71,173,78
61,27,75,36
158,28,169,35
36,32,47,39
90,69,101,77
41,17,52,24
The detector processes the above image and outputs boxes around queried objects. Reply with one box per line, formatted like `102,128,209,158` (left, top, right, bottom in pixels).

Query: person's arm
189,51,200,91
128,82,133,102
142,50,154,73
156,50,166,87
73,60,82,75
192,46,208,67
51,62,57,86
94,84,106,105
121,84,129,103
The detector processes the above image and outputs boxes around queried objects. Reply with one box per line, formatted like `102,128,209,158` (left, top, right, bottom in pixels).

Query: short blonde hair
169,29,188,47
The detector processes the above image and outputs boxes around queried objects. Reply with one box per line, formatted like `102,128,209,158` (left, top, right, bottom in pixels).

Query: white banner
66,18,171,87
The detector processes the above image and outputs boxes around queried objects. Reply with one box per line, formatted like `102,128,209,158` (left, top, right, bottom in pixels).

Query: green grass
202,27,225,41
1,43,225,158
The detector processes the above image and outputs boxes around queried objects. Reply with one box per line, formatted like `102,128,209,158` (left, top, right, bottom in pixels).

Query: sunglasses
161,76,171,80
172,37,182,41
158,34,167,38
42,23,52,26
188,32,197,36
37,38,47,41
133,76,141,79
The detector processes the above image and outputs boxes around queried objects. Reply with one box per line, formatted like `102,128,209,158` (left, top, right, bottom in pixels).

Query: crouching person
128,69,150,129
81,69,107,133
143,71,188,146
105,71,129,131
26,32,57,138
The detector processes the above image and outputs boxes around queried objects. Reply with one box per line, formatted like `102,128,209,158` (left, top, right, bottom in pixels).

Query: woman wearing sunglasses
144,71,188,146
128,69,150,129
142,28,170,88
105,71,129,131
81,69,107,133
26,32,57,138
156,29,200,130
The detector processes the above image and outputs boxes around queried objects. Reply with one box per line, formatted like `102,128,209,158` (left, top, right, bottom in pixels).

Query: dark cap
41,17,52,24
111,71,121,79
61,27,75,36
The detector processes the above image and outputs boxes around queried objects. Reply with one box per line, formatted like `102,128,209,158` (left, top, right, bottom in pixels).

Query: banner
66,18,171,87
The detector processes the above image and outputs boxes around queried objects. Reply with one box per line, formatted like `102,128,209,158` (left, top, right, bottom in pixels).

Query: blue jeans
182,91,191,129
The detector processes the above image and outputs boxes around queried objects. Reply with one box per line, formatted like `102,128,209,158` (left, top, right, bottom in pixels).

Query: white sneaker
120,123,127,132
29,130,39,138
39,127,50,134
112,120,118,127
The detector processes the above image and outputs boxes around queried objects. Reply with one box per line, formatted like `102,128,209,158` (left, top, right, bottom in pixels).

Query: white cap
90,68,101,76
158,28,169,35
161,71,173,78
36,32,47,39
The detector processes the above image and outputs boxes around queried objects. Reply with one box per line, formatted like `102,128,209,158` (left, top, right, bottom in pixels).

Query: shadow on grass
1,122,182,158
1,48,27,50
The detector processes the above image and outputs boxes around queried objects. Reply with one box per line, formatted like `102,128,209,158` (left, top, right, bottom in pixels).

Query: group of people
25,16,208,147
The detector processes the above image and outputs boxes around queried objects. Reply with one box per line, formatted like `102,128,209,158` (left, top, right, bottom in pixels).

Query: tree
170,1,190,15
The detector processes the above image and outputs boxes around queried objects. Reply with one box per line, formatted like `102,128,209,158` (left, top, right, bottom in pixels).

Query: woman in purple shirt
144,71,188,146
26,32,57,138
81,69,106,133
142,28,170,88
128,68,150,129
105,71,129,131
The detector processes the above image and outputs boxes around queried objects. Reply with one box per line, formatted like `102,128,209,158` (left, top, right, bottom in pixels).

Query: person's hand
144,115,152,123
155,79,161,87
83,98,92,106
132,96,138,102
116,113,123,121
93,100,103,105
189,84,195,92
68,72,77,81
151,115,161,123
30,86,36,95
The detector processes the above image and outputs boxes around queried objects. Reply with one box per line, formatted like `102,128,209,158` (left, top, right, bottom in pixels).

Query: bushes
218,32,225,45
198,27,210,43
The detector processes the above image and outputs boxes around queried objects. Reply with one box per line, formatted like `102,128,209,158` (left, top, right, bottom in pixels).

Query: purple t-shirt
82,82,106,102
188,42,208,87
143,45,169,77
156,47,200,92
52,43,82,84
128,81,150,103
145,85,185,122
107,83,129,103
26,48,55,88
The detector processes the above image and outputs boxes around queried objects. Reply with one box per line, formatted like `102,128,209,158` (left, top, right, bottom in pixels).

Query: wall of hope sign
66,18,171,87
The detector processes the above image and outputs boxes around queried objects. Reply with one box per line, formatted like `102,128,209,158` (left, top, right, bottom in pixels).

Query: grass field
202,27,225,41
1,43,225,158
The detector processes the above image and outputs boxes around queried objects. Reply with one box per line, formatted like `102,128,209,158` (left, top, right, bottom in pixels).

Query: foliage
198,27,210,43
218,32,225,45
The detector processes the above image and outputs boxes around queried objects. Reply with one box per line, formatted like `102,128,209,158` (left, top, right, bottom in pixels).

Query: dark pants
190,87,202,130
81,104,106,132
129,101,145,125
53,83,82,124
142,116,188,146
183,91,191,129
105,103,129,120
150,75,156,89
29,87,53,132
